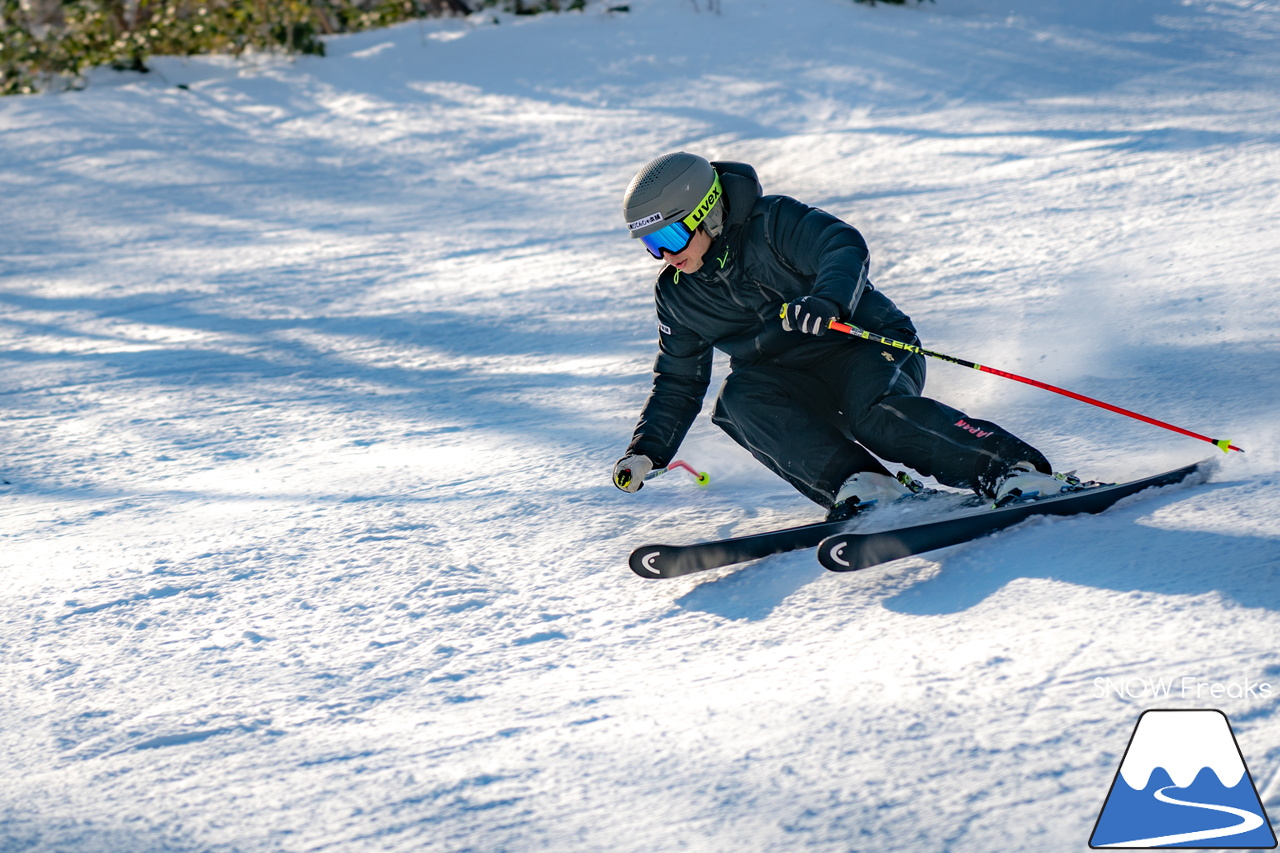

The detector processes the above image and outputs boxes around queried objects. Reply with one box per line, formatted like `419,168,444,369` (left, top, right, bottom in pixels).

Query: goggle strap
680,173,722,232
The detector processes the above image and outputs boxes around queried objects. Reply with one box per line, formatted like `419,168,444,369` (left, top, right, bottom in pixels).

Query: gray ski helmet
623,152,725,242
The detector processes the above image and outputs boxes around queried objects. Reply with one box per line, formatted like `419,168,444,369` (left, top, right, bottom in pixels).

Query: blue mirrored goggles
638,221,697,259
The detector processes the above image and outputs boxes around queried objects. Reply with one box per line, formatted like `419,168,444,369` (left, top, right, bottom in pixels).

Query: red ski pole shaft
793,309,1242,453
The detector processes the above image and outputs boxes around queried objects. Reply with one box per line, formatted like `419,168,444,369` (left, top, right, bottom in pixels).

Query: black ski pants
711,334,1049,507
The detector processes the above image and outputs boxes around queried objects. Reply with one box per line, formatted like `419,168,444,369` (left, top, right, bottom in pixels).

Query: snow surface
2,0,1279,850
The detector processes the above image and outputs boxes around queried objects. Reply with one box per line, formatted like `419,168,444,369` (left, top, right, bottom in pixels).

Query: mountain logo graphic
1090,709,1277,849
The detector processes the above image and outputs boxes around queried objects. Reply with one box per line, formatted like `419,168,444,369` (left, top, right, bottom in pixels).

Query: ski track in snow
2,1,1279,850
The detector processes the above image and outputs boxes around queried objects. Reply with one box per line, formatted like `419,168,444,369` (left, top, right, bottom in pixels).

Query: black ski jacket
626,161,916,468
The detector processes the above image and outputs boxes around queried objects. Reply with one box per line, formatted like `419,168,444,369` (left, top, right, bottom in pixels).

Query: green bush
0,0,587,95
3,0,323,94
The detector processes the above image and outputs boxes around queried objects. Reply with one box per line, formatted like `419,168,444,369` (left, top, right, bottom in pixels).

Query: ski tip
820,535,855,572
629,546,674,579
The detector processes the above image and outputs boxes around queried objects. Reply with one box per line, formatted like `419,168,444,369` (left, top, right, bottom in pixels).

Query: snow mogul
611,152,1080,520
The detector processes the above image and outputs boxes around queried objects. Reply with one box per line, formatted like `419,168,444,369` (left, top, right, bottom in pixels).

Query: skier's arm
623,314,713,470
766,197,870,317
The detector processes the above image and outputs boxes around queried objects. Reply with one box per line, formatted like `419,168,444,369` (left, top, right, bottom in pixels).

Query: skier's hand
782,296,841,336
613,454,654,493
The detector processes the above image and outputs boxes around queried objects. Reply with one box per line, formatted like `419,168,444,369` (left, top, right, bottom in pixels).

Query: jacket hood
710,161,763,230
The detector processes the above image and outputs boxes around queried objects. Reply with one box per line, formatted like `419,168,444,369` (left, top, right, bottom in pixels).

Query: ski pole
780,305,1242,453
644,459,711,486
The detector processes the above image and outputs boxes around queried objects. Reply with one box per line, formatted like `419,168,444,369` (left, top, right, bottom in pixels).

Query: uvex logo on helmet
682,178,722,230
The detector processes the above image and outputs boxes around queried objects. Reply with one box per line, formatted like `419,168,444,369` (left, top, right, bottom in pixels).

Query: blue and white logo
1091,709,1277,849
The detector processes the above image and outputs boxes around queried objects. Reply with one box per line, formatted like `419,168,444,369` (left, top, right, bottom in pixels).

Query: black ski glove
782,296,841,336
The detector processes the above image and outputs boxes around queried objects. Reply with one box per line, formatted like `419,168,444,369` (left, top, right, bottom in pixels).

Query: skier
612,152,1080,520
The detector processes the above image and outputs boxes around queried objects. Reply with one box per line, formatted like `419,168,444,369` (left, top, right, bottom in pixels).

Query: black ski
629,515,864,579
817,461,1205,572
629,488,984,579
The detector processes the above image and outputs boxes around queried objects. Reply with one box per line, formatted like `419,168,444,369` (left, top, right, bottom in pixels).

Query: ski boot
993,462,1085,507
826,471,925,522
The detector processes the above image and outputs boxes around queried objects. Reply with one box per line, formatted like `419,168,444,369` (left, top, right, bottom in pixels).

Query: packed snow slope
2,1,1279,850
